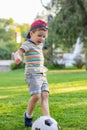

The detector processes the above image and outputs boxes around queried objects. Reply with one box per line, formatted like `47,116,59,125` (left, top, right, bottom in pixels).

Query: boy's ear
30,31,33,37
30,31,32,37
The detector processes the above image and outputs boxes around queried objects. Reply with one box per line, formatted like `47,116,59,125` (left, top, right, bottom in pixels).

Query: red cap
30,19,48,31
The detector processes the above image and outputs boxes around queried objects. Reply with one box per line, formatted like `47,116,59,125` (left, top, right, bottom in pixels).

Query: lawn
0,69,87,130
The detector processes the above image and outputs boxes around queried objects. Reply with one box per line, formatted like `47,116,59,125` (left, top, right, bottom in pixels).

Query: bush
10,62,25,70
0,46,11,59
6,41,20,52
0,41,20,59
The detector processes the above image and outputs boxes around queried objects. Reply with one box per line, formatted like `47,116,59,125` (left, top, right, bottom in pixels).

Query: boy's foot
24,112,32,127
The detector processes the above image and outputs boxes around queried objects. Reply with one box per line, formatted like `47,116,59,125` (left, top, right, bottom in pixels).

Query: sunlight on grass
50,85,87,94
50,80,87,94
0,96,9,99
48,69,85,74
67,101,87,107
0,85,28,100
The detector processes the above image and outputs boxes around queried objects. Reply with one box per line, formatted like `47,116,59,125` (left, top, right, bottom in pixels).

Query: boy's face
30,29,48,45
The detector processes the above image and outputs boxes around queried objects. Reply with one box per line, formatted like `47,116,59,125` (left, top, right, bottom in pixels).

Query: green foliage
0,28,15,42
44,0,87,66
0,18,16,42
18,23,29,39
10,62,25,70
0,18,30,61
0,18,14,27
5,41,20,52
0,18,29,43
47,0,87,49
0,41,20,59
5,29,15,42
43,48,53,66
0,46,10,59
0,28,6,40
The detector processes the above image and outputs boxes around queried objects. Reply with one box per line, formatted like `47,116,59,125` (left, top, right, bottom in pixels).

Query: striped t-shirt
20,39,48,74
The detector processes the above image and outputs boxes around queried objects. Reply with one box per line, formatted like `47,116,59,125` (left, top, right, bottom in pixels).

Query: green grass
0,69,87,130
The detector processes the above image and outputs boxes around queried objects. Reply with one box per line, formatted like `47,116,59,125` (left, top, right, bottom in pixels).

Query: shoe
24,112,32,127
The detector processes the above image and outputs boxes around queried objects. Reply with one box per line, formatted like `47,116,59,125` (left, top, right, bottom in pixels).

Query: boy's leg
26,94,41,115
24,94,41,127
41,91,50,116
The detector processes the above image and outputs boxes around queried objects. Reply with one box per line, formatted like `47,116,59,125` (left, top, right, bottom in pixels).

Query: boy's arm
14,48,25,64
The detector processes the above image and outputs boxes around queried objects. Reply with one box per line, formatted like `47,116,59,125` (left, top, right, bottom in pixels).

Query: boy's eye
38,35,42,37
38,35,46,38
43,36,46,38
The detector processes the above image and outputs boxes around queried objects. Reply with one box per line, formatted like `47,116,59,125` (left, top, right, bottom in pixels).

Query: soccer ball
31,116,59,130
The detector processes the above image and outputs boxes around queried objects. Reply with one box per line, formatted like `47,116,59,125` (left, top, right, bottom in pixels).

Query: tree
0,18,15,42
47,0,87,49
0,18,29,59
40,0,87,68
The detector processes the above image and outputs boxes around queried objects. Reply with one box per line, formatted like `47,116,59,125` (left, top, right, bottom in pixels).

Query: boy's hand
14,51,22,64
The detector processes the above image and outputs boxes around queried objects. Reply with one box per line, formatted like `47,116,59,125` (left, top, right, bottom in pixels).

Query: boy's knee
32,94,41,101
41,91,49,99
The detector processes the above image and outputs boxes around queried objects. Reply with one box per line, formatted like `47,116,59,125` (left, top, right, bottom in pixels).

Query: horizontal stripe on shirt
20,40,47,73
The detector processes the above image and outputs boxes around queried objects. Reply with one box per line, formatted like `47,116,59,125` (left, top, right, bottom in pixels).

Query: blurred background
0,0,87,71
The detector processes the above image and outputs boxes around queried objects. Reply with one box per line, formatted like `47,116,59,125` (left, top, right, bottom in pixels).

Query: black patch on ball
45,119,53,126
35,128,40,130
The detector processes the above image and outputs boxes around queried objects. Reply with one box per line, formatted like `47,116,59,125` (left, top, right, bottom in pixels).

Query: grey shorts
25,73,49,95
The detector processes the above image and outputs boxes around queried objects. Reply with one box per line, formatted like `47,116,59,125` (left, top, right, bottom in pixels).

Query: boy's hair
26,19,48,39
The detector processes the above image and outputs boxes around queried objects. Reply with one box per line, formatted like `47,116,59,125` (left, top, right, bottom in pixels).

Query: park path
0,60,14,72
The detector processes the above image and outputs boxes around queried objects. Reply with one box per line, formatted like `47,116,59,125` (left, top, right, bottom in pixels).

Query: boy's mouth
35,41,41,45
37,41,41,44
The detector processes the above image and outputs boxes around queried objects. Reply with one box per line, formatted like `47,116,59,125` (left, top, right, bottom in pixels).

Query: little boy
14,19,50,127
